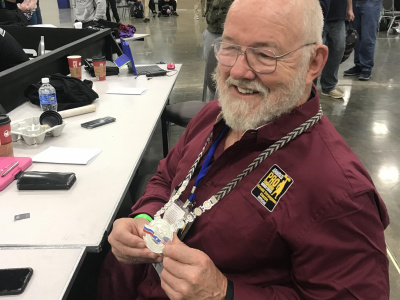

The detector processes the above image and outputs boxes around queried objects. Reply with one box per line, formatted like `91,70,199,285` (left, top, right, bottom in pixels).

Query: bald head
227,0,323,46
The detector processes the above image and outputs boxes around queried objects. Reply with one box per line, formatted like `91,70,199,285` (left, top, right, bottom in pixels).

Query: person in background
137,0,151,23
344,0,383,81
194,0,206,20
98,0,389,299
71,0,106,27
202,0,234,62
157,0,178,17
27,0,42,25
0,0,36,25
106,0,120,23
320,0,354,99
0,27,29,72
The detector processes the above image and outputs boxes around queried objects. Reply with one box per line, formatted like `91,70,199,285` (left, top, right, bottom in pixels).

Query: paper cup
92,56,106,81
67,55,82,79
0,114,13,157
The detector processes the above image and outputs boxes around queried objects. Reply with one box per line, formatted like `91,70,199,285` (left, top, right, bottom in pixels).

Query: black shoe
143,18,150,23
171,11,179,16
359,70,371,81
344,66,362,76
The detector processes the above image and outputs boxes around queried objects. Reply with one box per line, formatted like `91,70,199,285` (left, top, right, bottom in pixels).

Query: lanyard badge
143,106,323,254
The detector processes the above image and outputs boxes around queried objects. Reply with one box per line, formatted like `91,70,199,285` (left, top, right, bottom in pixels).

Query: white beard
214,66,308,131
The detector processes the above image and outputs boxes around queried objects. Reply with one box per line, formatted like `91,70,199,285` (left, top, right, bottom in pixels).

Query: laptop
115,38,167,77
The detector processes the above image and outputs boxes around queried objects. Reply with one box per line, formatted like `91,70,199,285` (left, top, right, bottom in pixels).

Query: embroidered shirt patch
251,164,293,212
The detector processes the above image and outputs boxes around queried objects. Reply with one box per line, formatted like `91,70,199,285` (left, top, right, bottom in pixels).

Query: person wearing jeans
320,0,354,99
344,0,383,81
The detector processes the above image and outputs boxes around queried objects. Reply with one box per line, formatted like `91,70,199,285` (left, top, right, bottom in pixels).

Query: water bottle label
39,94,57,105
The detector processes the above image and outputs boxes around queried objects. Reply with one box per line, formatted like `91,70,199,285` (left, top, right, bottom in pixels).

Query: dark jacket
205,0,234,34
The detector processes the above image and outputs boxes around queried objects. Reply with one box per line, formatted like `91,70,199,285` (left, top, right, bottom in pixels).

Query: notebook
0,157,32,191
115,38,167,76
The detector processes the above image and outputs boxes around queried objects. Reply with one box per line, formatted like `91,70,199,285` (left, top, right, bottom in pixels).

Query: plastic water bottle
38,78,58,111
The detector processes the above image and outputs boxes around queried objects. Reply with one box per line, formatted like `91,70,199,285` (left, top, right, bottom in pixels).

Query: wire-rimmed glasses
213,38,316,74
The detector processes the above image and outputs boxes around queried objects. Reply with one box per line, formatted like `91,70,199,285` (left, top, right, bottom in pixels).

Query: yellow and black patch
251,164,293,212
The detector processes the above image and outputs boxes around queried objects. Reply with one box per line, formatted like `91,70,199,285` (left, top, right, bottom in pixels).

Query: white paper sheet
32,146,102,164
106,88,147,95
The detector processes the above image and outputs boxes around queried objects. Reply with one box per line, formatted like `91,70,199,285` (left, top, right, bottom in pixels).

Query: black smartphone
0,268,33,295
81,116,116,129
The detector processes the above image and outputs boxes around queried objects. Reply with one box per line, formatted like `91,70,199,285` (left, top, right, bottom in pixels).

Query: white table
0,247,85,300
0,65,181,251
115,33,150,43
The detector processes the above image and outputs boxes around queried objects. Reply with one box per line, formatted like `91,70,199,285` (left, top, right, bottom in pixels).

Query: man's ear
306,44,329,85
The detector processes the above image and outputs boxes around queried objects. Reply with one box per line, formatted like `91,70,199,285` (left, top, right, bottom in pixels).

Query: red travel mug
0,115,14,157
92,56,106,81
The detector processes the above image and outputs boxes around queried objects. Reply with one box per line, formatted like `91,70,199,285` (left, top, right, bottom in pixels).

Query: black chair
161,46,218,157
379,0,400,32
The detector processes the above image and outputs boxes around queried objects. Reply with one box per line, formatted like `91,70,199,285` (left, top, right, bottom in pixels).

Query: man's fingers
112,246,162,264
161,268,189,300
163,241,204,265
162,255,191,279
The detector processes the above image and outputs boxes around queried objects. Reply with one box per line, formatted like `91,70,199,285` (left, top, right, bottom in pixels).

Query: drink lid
0,114,11,126
92,56,106,62
42,77,50,84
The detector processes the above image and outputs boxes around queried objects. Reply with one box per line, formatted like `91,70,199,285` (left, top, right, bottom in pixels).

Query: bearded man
98,0,389,299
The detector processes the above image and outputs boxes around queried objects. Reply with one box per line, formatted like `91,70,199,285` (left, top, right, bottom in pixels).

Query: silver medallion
143,219,174,253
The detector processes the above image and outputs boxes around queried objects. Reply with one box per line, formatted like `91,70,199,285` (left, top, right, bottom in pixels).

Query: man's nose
229,52,256,81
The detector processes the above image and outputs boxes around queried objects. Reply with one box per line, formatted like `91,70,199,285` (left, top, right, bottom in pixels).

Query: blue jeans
353,0,382,71
28,5,42,25
320,20,346,93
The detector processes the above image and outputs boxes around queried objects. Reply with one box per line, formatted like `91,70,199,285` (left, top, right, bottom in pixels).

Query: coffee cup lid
92,55,106,62
0,114,11,126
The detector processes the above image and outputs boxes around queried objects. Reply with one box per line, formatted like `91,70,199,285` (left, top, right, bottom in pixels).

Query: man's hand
347,9,355,21
108,217,163,265
161,234,227,300
17,0,37,12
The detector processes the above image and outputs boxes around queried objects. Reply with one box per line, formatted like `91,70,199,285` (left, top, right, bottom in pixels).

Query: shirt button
206,181,212,186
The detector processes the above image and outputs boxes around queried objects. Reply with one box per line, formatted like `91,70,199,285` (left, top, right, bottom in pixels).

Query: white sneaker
321,88,344,99
194,16,199,20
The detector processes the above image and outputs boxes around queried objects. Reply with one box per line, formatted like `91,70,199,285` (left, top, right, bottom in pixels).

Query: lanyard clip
182,199,194,210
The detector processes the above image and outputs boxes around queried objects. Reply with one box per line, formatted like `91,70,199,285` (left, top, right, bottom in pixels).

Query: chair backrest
206,46,217,94
202,45,218,101
382,0,394,11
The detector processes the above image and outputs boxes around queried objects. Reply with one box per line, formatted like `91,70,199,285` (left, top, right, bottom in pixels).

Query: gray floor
42,4,400,299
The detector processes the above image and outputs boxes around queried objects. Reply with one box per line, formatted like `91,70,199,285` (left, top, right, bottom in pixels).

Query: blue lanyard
188,125,230,203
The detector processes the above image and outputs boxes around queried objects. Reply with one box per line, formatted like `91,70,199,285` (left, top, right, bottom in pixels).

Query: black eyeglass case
17,171,76,190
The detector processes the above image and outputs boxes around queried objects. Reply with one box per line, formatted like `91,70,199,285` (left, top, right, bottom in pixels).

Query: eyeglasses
213,39,316,74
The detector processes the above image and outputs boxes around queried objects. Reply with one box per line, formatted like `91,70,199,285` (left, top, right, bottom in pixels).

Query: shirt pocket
199,188,276,272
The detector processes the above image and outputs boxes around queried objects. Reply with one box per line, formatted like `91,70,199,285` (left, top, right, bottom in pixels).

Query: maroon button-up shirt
131,92,390,299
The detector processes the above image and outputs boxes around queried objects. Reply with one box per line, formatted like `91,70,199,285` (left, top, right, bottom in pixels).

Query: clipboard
0,157,32,191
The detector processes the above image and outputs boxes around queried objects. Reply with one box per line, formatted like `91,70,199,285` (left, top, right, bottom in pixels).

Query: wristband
134,214,153,222
225,279,234,300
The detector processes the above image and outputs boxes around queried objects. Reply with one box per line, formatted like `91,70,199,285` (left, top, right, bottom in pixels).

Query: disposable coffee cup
92,55,106,81
67,55,82,79
0,114,14,157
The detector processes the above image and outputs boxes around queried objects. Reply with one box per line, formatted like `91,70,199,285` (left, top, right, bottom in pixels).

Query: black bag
24,73,98,111
161,4,171,16
131,2,144,18
341,23,359,63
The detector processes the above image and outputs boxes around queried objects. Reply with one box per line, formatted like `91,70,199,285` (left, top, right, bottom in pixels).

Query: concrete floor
40,3,400,299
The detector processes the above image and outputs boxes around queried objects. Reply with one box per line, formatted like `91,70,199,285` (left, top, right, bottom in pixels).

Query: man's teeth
237,86,257,94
